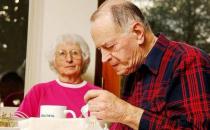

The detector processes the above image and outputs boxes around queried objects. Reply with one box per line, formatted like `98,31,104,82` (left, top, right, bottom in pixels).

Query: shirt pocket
141,81,169,113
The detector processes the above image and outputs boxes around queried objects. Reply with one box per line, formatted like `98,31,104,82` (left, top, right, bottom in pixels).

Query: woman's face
53,42,83,77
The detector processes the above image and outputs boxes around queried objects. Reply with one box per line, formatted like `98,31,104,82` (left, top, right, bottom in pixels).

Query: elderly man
84,0,210,130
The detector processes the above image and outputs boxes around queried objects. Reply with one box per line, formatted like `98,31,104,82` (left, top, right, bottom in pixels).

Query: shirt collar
56,79,87,88
142,34,170,75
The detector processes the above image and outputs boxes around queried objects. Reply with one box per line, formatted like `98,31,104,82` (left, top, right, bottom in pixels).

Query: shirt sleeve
139,54,210,129
15,85,40,118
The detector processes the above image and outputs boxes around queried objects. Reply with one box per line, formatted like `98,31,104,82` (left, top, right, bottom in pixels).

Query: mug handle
64,110,76,118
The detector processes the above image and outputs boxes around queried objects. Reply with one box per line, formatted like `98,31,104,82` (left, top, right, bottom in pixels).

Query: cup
40,105,76,118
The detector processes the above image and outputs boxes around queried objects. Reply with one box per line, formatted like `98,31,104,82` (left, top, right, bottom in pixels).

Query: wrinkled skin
53,43,83,83
90,14,147,76
84,89,143,130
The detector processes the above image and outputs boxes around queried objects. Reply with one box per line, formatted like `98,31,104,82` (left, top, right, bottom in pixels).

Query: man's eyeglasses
55,50,82,60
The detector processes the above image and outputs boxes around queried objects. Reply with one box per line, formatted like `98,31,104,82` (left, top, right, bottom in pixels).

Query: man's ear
131,22,145,45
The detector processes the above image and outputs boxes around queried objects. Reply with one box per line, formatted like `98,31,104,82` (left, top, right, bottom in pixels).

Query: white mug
40,105,76,118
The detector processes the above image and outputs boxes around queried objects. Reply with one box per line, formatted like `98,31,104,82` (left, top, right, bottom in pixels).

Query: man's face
91,15,144,75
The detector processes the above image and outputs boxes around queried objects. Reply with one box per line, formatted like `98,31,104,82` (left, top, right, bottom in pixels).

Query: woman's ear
131,22,145,45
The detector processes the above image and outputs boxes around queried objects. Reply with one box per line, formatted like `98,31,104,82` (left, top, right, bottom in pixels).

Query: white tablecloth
18,117,106,130
0,128,20,130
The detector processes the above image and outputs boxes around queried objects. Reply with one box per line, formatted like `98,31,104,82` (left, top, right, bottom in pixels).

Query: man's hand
84,90,144,130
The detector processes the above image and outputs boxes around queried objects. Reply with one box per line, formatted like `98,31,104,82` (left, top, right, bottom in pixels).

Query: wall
25,0,98,93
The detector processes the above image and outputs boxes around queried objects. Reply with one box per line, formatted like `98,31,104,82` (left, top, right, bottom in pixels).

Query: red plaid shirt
111,34,210,130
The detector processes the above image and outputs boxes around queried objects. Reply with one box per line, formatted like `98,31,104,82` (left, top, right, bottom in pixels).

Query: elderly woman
15,34,100,118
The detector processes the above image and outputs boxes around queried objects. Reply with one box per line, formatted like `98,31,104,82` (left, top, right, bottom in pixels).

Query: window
0,0,29,107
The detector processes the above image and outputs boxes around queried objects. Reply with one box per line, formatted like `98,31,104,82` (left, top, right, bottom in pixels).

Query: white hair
48,33,90,74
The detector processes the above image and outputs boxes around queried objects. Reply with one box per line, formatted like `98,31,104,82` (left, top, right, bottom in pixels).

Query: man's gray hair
91,0,150,32
48,33,90,74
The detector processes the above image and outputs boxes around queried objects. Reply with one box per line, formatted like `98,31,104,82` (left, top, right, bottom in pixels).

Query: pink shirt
15,80,100,118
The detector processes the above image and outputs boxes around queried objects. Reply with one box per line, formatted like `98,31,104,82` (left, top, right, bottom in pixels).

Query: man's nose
101,49,112,63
